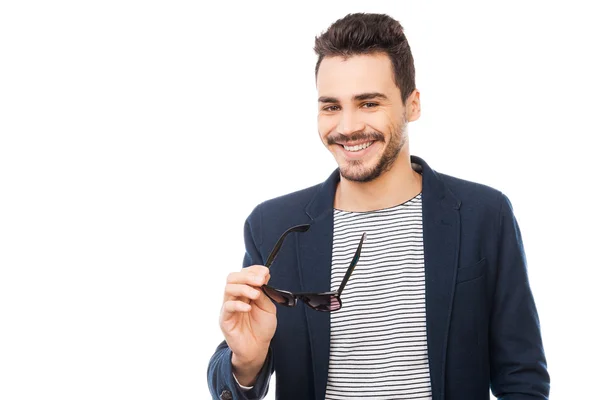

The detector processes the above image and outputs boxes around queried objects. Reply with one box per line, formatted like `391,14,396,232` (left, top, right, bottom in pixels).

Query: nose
336,109,366,137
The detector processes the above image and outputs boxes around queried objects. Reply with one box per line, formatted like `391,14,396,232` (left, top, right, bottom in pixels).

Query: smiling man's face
316,53,418,182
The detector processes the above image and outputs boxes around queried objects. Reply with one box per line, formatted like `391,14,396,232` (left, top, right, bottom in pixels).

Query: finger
244,265,270,276
224,283,262,303
252,288,276,312
251,273,274,310
243,265,271,286
222,300,252,318
226,271,264,287
226,268,270,287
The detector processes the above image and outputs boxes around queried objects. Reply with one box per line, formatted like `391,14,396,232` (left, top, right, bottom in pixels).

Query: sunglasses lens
304,294,341,312
262,286,295,307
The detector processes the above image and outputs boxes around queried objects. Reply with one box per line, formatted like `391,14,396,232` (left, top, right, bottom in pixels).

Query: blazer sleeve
207,205,275,400
489,194,550,399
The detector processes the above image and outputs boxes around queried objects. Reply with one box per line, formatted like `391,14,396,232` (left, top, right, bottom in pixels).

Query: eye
322,105,340,112
362,102,378,108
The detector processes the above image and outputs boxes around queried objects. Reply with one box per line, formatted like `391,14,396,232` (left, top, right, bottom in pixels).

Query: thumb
252,274,276,312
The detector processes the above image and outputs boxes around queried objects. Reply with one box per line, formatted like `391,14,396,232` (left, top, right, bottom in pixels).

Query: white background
1,1,598,399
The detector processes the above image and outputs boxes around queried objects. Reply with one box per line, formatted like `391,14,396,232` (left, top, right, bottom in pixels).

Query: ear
405,89,421,122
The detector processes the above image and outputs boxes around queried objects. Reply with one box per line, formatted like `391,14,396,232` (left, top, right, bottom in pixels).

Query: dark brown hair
314,13,416,105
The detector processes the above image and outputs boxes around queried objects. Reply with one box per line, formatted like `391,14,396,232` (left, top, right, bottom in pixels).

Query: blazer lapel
416,155,461,400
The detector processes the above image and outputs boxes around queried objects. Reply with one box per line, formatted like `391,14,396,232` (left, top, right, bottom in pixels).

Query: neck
334,150,422,212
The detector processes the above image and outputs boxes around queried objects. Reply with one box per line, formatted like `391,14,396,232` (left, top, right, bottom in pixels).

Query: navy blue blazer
208,156,549,400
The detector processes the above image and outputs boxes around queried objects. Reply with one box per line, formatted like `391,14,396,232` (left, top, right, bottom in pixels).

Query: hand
219,265,277,384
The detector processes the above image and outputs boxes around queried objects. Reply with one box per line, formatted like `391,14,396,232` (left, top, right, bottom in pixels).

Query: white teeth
343,141,373,152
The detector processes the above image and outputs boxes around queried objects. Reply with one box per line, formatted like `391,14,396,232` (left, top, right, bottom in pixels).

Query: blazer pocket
456,257,487,284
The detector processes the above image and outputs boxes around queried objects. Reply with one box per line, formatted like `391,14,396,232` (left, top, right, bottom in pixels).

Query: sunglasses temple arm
337,233,366,294
264,238,284,268
264,224,311,268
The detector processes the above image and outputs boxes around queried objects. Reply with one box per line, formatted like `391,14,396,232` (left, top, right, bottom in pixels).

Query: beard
328,118,408,183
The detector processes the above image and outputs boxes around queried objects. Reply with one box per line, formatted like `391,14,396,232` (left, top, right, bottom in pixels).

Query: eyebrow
318,92,389,103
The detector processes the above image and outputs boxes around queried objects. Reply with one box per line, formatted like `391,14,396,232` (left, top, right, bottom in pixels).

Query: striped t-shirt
324,192,432,400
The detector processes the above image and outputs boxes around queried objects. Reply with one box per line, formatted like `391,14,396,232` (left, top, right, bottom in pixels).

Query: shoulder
436,172,512,219
244,181,324,244
261,182,323,213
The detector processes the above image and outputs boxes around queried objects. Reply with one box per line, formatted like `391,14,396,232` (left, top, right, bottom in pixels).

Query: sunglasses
261,224,365,312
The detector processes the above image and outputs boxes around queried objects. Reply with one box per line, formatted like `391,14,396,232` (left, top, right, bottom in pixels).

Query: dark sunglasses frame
261,224,365,312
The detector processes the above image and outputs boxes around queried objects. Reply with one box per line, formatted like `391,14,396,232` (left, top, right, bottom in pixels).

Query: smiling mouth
338,141,374,152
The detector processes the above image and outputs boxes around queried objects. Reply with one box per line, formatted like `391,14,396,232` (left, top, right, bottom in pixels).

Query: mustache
326,132,385,145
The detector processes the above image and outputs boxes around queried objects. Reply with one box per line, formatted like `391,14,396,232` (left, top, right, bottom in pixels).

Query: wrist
231,348,268,386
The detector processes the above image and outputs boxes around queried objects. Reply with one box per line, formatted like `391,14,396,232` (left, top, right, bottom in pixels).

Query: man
207,12,550,400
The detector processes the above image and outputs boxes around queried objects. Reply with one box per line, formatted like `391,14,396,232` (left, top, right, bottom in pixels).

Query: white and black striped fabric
324,192,432,400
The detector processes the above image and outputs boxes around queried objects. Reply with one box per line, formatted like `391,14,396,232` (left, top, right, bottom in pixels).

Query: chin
339,162,381,183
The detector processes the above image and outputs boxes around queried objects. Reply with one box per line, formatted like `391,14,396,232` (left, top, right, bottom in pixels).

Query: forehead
316,53,397,99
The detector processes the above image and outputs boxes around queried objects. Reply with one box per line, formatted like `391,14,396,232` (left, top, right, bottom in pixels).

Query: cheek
365,114,390,134
317,115,337,141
